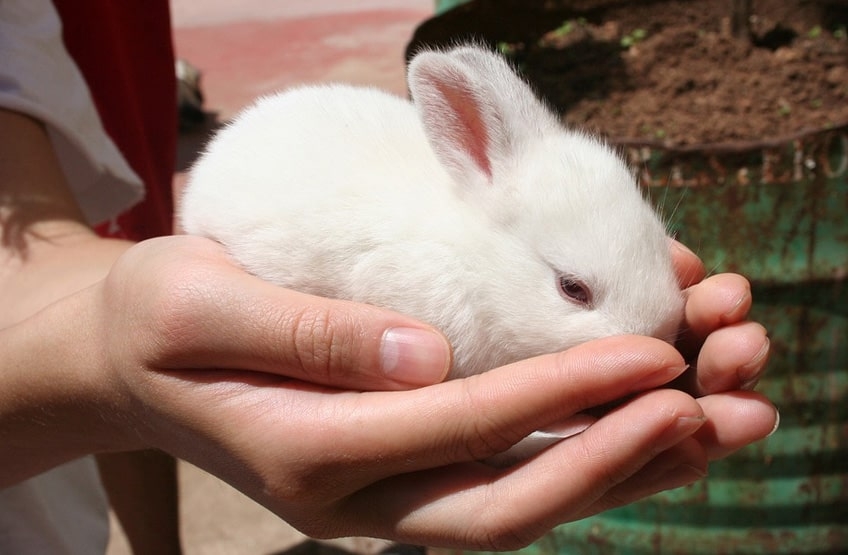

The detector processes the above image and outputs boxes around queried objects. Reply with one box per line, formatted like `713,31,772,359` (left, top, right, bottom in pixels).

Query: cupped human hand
669,239,770,394
103,235,454,393
83,235,776,550
668,239,776,459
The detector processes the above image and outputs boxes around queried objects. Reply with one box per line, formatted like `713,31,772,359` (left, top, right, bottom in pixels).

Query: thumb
111,236,452,391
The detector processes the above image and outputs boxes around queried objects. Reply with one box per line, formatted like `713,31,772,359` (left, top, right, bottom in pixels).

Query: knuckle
457,379,524,461
259,478,345,540
264,465,332,505
280,305,356,382
104,256,207,364
144,273,214,361
259,457,359,531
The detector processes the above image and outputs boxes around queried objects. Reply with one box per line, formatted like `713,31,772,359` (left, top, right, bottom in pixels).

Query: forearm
0,108,136,484
0,109,131,319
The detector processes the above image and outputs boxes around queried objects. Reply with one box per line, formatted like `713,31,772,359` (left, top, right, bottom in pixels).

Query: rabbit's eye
558,275,591,306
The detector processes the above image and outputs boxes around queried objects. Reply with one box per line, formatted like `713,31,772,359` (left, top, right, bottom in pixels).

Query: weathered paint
631,128,848,284
435,0,469,14
540,127,847,554
435,126,848,555
421,0,847,550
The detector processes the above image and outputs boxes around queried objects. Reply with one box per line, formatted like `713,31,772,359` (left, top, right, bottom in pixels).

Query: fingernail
670,239,696,257
634,364,690,390
381,327,452,386
722,288,752,322
767,408,781,437
738,337,770,390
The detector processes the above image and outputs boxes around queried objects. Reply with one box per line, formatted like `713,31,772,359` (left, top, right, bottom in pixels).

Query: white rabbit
181,45,685,459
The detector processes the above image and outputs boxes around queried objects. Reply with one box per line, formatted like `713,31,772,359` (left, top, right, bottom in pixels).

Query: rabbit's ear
408,46,558,191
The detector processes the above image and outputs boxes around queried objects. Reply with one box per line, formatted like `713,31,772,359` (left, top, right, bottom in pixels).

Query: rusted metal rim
611,119,848,154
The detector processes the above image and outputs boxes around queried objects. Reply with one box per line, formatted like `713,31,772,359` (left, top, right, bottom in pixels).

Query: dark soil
407,0,848,147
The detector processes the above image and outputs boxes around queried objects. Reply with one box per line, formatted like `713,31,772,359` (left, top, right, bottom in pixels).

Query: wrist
0,284,141,487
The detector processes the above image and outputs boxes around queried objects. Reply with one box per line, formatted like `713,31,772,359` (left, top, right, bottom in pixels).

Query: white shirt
0,0,145,553
0,0,143,226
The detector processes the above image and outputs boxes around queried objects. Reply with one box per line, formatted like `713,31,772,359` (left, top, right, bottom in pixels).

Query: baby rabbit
181,45,685,382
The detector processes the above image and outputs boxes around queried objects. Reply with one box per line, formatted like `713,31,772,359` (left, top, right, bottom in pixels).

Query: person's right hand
53,235,772,550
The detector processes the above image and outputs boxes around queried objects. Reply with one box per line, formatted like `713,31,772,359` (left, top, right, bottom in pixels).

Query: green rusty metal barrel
483,127,848,554
418,2,847,551
435,0,469,15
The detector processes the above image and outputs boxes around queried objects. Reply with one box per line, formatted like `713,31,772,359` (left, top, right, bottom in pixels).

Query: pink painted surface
173,6,431,120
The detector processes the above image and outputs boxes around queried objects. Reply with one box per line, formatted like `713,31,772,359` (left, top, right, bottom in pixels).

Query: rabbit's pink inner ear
433,80,493,181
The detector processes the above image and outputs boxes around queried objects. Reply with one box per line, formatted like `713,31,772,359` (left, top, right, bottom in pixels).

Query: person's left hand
80,236,775,549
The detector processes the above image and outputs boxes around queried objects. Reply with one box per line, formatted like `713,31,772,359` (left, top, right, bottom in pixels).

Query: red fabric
52,0,177,240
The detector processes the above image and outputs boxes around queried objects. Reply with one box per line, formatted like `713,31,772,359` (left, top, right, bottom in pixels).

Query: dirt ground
409,0,848,147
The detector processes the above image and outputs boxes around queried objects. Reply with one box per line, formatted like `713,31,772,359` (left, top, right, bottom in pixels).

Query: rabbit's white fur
181,45,684,380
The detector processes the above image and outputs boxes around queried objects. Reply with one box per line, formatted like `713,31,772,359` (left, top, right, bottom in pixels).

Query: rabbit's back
181,85,481,305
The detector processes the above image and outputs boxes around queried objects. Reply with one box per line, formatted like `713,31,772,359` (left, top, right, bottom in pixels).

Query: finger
370,335,687,467
146,333,692,532
120,236,452,391
572,437,706,521
189,283,453,390
678,272,753,356
669,239,706,288
337,389,706,550
576,393,778,517
692,321,770,393
274,336,690,491
694,391,779,460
